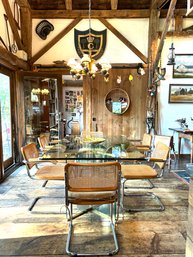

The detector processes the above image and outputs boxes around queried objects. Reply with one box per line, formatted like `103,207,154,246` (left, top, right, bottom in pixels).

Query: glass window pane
0,74,12,161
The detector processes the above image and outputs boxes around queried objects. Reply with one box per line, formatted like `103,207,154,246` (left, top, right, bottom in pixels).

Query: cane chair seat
121,164,157,179
34,165,64,180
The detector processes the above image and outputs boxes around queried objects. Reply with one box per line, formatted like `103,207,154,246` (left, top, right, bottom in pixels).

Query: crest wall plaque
74,28,107,60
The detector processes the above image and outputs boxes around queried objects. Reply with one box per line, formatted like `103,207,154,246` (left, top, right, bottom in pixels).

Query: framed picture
169,84,193,103
173,54,193,78
112,102,122,114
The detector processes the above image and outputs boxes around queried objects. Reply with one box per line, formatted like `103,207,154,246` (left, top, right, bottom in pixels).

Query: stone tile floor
0,163,190,257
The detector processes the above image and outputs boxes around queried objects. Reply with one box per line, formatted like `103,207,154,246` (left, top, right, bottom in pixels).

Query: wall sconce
167,43,175,65
137,64,145,75
31,88,49,95
154,67,166,82
117,76,121,84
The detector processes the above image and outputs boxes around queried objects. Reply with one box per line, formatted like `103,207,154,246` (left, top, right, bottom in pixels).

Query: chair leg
122,191,165,212
28,196,66,214
66,203,119,256
123,178,154,189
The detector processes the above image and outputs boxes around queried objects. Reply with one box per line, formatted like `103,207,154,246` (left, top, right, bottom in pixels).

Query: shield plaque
74,28,107,60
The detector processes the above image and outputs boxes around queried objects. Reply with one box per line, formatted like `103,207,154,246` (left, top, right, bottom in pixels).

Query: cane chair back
151,141,170,169
142,133,152,146
38,135,49,150
21,143,39,171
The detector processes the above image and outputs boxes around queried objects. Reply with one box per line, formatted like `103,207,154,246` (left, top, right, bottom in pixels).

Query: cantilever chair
131,133,152,156
64,162,121,256
121,142,170,212
38,135,52,152
153,134,176,167
21,143,65,212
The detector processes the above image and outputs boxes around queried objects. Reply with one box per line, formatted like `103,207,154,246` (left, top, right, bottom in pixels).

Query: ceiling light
67,0,111,81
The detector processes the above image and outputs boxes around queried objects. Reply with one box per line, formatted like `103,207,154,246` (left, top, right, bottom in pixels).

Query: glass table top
40,135,145,161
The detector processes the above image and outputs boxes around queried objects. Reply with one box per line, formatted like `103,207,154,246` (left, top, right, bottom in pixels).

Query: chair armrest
148,157,166,162
136,145,151,148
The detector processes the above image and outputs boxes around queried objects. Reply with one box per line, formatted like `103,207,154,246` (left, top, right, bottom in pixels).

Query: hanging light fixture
167,10,176,65
167,42,175,65
67,0,111,81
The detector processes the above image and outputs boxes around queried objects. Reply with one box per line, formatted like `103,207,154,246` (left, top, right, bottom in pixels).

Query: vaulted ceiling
27,0,186,11
26,0,190,18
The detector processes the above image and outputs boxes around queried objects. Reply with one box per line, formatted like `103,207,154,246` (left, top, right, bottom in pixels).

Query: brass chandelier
67,0,111,81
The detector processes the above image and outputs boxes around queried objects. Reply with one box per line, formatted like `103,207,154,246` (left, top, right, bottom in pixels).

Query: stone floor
0,159,190,257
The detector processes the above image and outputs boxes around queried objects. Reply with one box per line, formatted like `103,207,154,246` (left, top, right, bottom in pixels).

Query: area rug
172,170,190,185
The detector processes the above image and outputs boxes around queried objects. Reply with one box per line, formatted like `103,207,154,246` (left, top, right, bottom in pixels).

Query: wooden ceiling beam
154,0,177,69
111,0,118,10
30,18,82,64
2,0,24,50
30,8,191,19
20,4,32,59
160,8,193,17
65,0,72,10
31,9,150,19
99,18,148,64
15,0,31,8
0,45,29,70
148,4,160,87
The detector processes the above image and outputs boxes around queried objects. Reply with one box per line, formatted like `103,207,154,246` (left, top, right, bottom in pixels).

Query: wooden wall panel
83,68,148,139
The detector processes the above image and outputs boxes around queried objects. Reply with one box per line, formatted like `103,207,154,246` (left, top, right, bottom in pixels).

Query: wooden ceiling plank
154,0,177,69
30,18,82,64
2,0,24,50
65,0,72,10
31,9,150,19
111,0,118,10
99,18,148,64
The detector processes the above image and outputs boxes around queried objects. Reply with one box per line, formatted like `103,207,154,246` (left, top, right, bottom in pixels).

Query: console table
169,128,193,163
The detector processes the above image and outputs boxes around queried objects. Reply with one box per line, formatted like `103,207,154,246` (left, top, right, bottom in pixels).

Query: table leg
190,136,193,163
178,136,181,159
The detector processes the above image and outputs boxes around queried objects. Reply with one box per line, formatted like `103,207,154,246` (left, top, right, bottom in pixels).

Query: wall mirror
105,88,130,114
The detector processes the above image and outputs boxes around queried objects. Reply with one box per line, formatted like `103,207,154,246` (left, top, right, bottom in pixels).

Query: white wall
32,18,149,64
158,34,193,154
0,0,16,51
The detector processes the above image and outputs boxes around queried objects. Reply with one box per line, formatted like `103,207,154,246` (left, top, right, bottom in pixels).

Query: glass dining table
40,135,146,162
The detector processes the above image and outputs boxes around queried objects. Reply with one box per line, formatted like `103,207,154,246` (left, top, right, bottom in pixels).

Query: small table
169,128,193,163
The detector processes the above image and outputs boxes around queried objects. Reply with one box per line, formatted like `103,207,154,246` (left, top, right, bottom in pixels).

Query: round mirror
105,88,130,114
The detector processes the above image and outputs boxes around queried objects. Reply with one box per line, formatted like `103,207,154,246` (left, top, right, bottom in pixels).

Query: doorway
63,75,83,136
0,72,15,178
23,75,64,144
